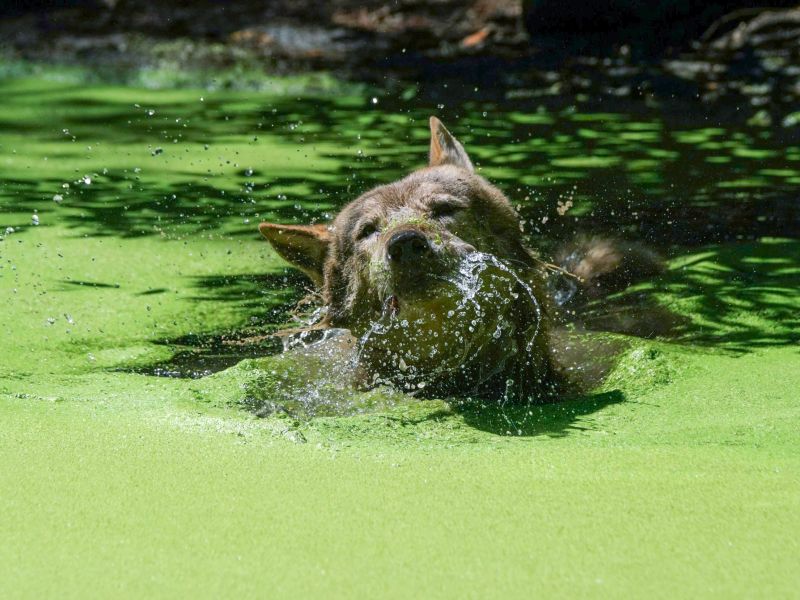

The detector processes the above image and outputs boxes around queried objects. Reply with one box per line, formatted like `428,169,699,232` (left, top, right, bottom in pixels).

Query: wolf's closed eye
355,222,380,240
429,201,465,219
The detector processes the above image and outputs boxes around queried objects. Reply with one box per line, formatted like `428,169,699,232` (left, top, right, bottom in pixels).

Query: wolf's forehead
334,171,478,237
351,180,453,213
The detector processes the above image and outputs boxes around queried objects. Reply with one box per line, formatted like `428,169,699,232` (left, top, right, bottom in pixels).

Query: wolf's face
260,118,556,396
325,162,539,330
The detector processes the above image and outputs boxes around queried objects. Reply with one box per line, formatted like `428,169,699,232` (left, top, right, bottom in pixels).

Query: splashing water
353,251,544,397
236,252,547,417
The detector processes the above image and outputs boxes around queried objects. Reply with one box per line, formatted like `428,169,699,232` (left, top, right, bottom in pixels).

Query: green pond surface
1,77,799,597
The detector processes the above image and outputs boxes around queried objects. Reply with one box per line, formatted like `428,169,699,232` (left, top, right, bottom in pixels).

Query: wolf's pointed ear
258,222,330,286
429,116,474,171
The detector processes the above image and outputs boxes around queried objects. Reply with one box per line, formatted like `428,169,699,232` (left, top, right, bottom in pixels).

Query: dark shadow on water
130,268,307,377
450,389,626,437
554,239,800,353
656,239,800,352
129,331,283,378
186,268,308,312
61,279,122,289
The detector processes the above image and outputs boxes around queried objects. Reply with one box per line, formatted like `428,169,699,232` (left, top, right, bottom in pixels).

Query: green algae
1,77,799,597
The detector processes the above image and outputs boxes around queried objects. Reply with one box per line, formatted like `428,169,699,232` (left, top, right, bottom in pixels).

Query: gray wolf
259,117,661,400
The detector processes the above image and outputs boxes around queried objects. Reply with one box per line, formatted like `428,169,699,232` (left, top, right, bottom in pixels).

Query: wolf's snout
387,230,431,264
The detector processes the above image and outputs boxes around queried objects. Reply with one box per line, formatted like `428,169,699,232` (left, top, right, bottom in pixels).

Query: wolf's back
550,236,664,305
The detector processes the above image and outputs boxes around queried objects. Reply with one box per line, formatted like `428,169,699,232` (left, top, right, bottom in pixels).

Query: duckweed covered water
1,77,799,597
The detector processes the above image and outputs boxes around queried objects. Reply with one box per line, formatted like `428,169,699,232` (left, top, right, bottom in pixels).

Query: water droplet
53,194,63,203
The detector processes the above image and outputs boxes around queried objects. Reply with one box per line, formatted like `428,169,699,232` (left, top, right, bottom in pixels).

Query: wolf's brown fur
555,236,664,300
259,117,659,400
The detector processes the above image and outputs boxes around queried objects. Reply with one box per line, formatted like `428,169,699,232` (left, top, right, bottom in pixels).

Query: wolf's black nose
387,230,431,263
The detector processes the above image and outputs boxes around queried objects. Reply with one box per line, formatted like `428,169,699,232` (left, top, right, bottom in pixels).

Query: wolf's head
260,118,556,396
